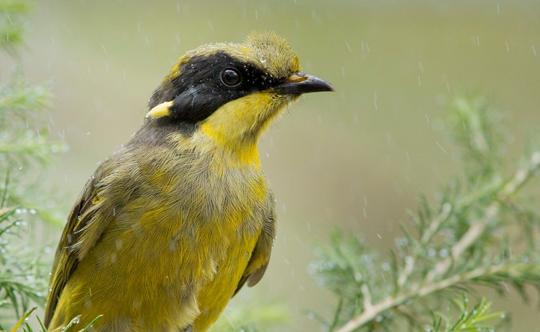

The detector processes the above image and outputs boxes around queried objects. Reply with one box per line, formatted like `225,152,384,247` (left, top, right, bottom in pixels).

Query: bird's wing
234,194,276,295
44,159,124,327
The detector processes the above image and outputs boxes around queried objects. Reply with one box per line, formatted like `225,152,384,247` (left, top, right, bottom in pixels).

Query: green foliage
0,208,47,327
211,302,289,332
429,298,503,332
0,0,28,50
0,74,66,227
7,307,102,332
0,0,65,224
312,96,540,332
0,79,60,164
450,96,503,181
0,1,64,329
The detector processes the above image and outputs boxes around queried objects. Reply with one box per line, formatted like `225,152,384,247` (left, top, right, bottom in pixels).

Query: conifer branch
313,96,540,332
427,152,540,282
337,262,535,332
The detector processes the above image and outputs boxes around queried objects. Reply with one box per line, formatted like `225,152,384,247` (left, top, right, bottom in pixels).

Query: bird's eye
220,68,242,87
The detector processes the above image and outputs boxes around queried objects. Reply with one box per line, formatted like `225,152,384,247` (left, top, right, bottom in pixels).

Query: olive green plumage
45,32,332,332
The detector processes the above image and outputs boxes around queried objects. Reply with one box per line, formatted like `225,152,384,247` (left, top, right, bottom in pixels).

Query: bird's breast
67,144,270,331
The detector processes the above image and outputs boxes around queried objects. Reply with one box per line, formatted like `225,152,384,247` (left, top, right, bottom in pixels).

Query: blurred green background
2,0,540,330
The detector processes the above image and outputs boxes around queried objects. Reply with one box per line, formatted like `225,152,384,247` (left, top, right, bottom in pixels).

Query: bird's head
146,32,332,152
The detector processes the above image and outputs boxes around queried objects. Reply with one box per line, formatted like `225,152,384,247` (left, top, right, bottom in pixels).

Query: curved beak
273,72,334,95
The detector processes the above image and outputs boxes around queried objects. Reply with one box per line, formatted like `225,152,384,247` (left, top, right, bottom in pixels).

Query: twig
398,203,452,288
426,204,498,282
427,152,540,282
336,263,518,332
335,152,540,332
361,284,373,311
398,173,504,288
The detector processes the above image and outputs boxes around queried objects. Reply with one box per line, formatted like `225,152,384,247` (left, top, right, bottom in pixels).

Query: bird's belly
53,204,263,332
192,234,258,332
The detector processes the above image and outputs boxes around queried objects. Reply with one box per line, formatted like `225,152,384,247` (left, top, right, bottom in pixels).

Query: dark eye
220,68,241,87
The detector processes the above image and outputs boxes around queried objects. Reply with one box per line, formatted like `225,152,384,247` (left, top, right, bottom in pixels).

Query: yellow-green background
3,0,540,330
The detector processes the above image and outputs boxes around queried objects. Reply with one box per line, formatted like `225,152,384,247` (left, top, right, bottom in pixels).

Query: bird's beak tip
275,72,334,95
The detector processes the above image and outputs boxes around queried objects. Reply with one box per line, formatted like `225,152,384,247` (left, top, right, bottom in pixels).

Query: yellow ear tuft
244,31,300,78
146,100,173,119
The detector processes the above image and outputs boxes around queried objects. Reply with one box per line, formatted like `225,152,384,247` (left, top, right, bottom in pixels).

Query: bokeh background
3,0,540,330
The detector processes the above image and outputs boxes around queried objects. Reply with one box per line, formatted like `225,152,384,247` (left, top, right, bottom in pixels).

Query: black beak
273,72,334,95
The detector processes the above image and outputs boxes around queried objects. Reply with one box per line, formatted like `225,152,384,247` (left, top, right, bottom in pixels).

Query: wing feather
234,195,276,295
44,161,116,327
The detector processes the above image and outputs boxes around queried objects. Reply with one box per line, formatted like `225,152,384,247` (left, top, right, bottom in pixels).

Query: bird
44,32,333,332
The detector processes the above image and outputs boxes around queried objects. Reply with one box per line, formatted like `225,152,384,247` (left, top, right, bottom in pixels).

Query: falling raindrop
344,41,352,53
473,35,480,47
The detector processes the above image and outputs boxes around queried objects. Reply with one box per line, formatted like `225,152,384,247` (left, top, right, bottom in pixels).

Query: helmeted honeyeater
44,32,333,332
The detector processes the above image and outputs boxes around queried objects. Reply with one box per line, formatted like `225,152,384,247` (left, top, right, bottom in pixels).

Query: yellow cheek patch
200,92,275,139
197,92,285,168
